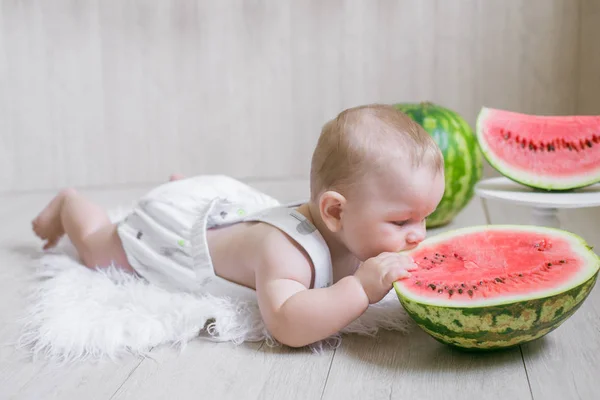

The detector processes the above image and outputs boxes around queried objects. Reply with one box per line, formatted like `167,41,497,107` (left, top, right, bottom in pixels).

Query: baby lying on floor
32,104,445,348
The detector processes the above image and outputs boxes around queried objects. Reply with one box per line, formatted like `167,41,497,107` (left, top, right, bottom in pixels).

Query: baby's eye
392,220,409,227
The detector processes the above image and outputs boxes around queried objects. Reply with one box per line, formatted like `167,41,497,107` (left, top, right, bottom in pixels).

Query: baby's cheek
376,227,405,250
378,224,401,240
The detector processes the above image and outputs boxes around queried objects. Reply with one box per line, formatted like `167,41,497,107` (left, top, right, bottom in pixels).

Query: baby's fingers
406,262,418,271
395,269,412,279
390,254,418,270
384,266,412,283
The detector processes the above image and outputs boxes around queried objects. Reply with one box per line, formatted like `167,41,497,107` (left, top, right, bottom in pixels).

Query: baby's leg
32,188,134,273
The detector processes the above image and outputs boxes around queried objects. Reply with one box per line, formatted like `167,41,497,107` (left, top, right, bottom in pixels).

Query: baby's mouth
400,243,418,252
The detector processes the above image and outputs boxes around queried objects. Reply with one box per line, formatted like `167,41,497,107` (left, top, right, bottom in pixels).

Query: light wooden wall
0,0,597,193
579,0,600,115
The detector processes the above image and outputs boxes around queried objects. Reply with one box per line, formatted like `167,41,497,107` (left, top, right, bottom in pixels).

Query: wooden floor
1,182,599,400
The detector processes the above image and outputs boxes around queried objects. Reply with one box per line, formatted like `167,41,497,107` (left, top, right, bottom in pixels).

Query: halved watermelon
476,107,600,190
393,225,600,350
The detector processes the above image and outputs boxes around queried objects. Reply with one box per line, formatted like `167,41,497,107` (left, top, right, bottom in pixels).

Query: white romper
116,175,333,300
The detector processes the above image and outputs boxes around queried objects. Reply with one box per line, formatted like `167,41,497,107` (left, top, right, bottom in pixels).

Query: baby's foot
169,174,185,181
32,188,71,250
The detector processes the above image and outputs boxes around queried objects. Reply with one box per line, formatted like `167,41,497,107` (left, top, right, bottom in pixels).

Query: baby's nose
406,228,426,244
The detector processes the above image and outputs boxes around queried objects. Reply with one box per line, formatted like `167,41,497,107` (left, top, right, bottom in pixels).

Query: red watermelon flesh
476,107,600,190
394,225,599,307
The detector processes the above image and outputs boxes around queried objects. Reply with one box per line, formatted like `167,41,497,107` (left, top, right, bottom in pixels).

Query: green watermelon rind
392,225,600,350
476,107,600,191
406,278,595,350
397,274,596,350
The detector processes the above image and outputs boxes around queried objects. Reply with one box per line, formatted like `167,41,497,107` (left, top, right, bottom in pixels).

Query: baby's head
309,104,445,261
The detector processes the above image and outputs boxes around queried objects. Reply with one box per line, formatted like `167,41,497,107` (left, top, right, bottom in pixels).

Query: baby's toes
169,174,185,181
31,220,42,236
32,219,52,240
43,237,59,250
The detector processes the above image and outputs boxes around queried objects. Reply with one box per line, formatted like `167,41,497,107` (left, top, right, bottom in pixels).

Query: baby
32,104,445,348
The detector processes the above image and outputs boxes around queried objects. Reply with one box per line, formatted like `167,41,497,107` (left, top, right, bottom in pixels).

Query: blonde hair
309,104,444,201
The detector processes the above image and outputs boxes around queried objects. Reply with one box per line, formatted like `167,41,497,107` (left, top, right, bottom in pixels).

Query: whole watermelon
393,102,483,228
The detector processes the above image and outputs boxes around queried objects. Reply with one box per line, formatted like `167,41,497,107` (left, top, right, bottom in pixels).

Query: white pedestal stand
474,177,600,228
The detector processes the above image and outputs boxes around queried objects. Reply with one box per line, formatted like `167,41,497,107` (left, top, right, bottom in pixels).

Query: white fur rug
17,209,414,363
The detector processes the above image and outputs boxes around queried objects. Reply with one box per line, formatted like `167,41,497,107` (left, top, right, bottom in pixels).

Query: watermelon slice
393,225,600,350
476,107,600,190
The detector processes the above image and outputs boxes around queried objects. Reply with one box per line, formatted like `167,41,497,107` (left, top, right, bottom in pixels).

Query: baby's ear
319,191,346,232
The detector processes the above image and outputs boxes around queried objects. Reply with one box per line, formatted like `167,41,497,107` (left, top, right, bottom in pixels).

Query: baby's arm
255,235,368,347
255,232,416,348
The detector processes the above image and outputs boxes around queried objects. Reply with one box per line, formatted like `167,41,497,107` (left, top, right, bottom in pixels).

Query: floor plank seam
519,346,534,400
108,357,146,400
572,368,584,400
319,348,336,400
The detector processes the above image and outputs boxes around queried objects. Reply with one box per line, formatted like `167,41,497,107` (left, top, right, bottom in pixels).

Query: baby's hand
354,252,417,304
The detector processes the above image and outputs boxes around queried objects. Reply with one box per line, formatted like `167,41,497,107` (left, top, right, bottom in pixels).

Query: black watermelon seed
428,284,436,290
467,290,474,297
458,289,463,294
547,262,552,266
587,140,592,148
438,289,443,294
448,289,454,296
560,260,566,263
